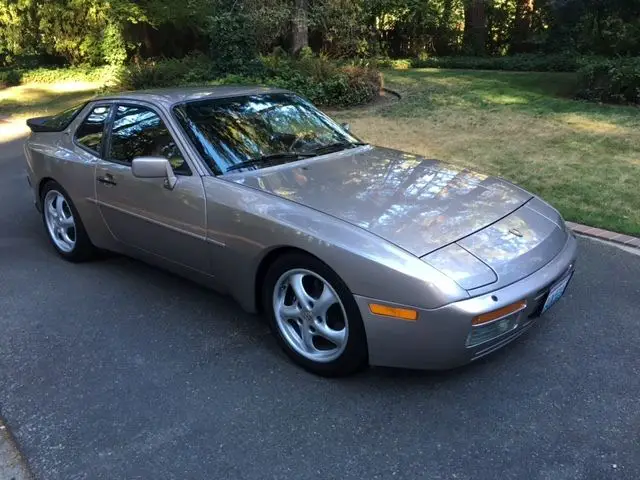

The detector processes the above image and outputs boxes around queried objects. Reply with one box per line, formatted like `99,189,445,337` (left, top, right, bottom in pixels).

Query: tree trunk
291,0,309,55
463,0,487,56
435,0,455,54
511,0,535,53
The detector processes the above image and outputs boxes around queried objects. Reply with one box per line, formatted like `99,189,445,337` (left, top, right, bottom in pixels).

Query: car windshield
173,93,364,174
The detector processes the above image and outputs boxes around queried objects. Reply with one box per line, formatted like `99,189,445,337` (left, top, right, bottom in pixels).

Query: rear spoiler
26,116,61,133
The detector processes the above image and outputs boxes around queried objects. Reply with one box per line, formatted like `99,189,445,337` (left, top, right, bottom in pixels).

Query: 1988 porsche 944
23,86,577,376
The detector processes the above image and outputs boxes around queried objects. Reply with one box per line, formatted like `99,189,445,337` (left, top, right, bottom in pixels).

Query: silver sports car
24,86,577,376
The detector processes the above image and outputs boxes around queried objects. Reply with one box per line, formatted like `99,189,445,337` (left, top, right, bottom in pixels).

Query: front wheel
263,253,368,376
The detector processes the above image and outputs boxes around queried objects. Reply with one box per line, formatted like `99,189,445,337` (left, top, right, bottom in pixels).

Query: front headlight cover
422,244,497,291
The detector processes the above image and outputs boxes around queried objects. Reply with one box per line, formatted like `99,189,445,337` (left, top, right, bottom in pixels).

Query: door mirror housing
131,156,177,190
341,122,351,132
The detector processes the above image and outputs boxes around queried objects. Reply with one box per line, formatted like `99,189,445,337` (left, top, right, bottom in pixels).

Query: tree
511,0,534,52
464,0,488,55
291,0,309,54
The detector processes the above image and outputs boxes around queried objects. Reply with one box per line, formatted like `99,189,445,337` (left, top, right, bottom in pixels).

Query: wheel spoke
314,320,346,347
59,215,74,227
299,324,315,351
312,285,337,319
279,303,301,319
289,273,313,309
55,194,65,218
60,227,74,245
47,201,57,219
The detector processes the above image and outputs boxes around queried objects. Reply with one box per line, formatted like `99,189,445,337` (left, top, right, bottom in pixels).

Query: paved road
1,135,639,480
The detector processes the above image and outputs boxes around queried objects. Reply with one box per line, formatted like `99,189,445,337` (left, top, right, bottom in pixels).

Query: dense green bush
118,54,217,89
576,58,640,104
0,69,21,87
368,57,412,70
118,53,382,107
409,54,585,72
20,65,117,84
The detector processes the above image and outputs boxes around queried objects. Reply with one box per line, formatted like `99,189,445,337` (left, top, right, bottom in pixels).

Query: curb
0,416,33,480
567,221,640,249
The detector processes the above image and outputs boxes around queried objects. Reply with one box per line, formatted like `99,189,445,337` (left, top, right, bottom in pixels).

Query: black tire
262,252,368,377
40,180,96,262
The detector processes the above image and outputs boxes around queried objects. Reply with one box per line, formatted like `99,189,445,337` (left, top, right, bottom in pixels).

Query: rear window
40,102,87,130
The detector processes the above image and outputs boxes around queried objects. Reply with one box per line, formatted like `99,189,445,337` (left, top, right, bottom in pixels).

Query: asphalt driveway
1,135,639,479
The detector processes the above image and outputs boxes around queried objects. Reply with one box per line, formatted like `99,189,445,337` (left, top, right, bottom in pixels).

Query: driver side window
109,104,191,175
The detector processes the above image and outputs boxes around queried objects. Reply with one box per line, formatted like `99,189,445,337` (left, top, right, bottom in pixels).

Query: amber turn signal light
472,300,527,326
369,303,418,321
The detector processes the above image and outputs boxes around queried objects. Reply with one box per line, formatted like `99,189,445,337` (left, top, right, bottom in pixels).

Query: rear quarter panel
25,111,116,251
202,177,468,313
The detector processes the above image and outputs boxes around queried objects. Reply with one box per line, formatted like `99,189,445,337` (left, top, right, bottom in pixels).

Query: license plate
542,273,572,314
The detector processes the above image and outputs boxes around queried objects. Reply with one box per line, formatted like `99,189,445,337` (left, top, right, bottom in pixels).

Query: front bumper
356,233,578,370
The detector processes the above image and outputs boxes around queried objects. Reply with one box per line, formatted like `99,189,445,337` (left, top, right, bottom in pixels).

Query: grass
1,66,639,235
0,65,117,122
0,81,102,141
332,69,640,236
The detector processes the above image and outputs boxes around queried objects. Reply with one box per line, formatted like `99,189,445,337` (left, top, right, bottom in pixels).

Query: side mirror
131,156,177,190
341,122,351,132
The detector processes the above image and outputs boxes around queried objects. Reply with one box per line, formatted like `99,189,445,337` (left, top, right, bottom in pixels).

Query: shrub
576,57,640,104
368,57,411,70
20,65,116,84
0,69,21,88
410,54,583,72
261,55,382,107
118,53,383,107
118,54,217,90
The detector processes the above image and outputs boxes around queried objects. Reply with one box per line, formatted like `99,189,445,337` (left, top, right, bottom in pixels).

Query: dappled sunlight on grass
0,81,101,119
335,69,640,236
480,94,530,105
557,113,628,135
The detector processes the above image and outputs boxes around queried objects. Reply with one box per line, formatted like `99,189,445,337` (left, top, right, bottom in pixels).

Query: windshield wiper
311,141,368,156
225,152,316,173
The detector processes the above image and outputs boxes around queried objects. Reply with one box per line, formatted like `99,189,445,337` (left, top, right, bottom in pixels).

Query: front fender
202,177,469,313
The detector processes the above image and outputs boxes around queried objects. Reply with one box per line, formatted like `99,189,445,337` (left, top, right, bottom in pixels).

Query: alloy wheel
272,268,349,363
44,190,76,253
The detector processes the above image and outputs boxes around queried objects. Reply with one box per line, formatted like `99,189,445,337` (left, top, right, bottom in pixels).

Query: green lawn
2,68,639,235
332,69,640,236
0,81,100,119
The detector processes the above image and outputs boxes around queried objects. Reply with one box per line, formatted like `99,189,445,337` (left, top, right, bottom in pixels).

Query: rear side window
41,102,87,130
74,105,110,155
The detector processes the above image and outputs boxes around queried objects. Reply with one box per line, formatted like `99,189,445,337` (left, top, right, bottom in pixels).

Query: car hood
227,146,533,256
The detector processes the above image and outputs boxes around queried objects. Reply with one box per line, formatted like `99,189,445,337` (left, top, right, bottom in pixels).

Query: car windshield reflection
173,93,364,174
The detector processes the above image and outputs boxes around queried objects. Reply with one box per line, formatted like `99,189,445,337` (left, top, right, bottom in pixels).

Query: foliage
118,54,216,89
0,0,145,66
2,0,640,107
0,68,20,87
20,65,118,84
409,53,586,72
576,58,640,105
118,53,382,107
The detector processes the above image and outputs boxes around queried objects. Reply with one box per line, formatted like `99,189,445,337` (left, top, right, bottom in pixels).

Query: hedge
576,57,640,105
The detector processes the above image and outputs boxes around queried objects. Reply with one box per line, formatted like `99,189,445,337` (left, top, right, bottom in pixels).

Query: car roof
96,86,291,108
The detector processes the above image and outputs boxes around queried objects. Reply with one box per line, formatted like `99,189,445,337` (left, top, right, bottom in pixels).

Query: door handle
97,174,117,186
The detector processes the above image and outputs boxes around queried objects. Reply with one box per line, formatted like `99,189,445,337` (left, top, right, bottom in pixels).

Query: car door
95,101,209,273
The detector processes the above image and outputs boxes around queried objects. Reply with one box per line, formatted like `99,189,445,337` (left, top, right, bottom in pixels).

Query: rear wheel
263,253,368,376
41,181,95,262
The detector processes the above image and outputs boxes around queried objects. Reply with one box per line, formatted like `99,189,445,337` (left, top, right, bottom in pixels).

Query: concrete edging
0,416,33,480
567,221,640,249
